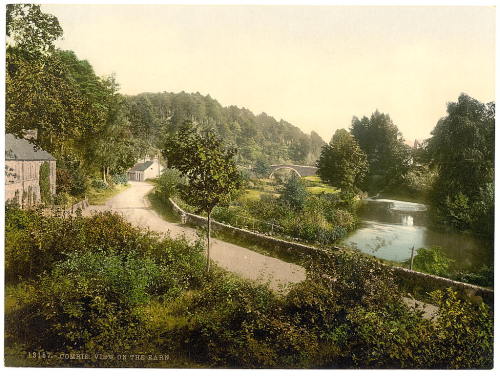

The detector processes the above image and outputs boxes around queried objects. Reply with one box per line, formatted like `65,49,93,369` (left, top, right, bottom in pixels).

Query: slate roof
129,160,154,172
5,133,56,161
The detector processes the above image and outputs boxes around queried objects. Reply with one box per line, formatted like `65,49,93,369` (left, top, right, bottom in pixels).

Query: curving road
84,181,306,292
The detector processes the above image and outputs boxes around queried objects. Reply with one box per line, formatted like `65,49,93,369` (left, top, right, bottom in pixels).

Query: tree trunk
206,210,211,273
103,167,107,184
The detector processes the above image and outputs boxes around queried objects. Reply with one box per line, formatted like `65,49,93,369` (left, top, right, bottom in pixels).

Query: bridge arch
268,164,318,179
269,166,302,179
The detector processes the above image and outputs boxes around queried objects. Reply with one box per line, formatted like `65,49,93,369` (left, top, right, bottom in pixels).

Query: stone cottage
5,133,56,206
127,159,163,181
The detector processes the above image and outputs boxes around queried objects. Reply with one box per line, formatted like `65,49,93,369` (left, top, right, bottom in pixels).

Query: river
341,198,493,272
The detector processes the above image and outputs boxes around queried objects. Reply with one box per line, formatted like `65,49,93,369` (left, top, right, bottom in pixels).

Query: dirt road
85,181,306,292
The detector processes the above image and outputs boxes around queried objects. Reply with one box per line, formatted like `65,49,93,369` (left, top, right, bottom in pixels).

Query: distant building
5,133,56,206
127,159,163,181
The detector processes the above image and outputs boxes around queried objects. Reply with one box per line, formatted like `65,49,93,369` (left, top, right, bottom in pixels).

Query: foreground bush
5,207,493,368
168,252,493,369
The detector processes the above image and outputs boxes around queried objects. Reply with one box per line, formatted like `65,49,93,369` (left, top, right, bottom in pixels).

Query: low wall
169,199,494,305
69,198,89,213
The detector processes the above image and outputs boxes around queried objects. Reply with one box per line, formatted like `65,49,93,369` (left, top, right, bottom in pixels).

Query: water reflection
401,215,413,226
342,198,492,271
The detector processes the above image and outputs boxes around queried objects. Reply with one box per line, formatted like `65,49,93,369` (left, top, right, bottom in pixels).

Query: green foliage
400,164,436,200
453,265,494,288
126,92,325,165
5,206,205,286
411,247,453,277
163,122,243,271
5,206,493,368
350,111,412,192
55,158,89,197
317,129,368,191
427,94,494,235
155,168,183,201
52,192,71,207
39,162,51,204
111,173,128,185
5,207,207,360
212,184,358,246
7,4,63,58
252,157,271,178
91,178,109,190
7,252,159,354
428,289,493,369
278,174,308,211
6,6,140,198
163,122,243,215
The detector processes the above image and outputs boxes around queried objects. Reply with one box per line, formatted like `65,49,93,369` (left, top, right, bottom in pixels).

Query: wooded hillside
125,92,325,165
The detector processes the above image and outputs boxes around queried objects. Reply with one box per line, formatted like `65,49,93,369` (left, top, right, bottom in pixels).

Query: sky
42,4,495,143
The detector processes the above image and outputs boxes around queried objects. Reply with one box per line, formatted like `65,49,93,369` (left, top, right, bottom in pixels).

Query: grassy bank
87,183,130,205
147,191,182,223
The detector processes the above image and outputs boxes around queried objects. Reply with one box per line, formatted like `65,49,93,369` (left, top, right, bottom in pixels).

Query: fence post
410,246,415,270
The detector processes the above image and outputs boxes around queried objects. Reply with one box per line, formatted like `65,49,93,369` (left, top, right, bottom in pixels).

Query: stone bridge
269,164,318,178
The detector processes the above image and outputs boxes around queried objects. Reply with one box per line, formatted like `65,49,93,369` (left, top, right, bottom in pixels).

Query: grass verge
87,183,130,205
147,192,182,223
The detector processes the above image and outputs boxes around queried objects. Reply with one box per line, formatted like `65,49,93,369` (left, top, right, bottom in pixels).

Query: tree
162,122,242,272
7,4,63,58
308,131,326,165
252,157,271,178
350,111,411,192
317,129,368,192
85,79,143,183
426,94,494,233
125,91,325,166
278,174,308,211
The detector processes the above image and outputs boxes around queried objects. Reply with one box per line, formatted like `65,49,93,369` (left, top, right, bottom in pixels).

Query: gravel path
84,181,306,292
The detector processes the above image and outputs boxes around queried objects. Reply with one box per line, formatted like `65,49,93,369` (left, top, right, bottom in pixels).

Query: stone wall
169,198,494,305
5,160,56,206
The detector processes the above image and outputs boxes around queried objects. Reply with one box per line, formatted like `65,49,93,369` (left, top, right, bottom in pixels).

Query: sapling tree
162,122,242,272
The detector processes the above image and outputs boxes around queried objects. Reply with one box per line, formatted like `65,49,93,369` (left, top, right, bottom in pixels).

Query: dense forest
125,91,325,165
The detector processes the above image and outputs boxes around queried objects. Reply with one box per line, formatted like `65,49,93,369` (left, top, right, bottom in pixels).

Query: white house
127,159,163,181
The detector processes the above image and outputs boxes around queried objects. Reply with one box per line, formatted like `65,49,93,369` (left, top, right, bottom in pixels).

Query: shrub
155,168,183,201
6,251,159,354
428,288,493,369
111,173,128,185
453,265,494,288
91,178,108,190
56,159,89,197
52,192,71,207
5,207,207,364
5,207,205,286
278,174,308,211
5,207,494,368
411,247,453,277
